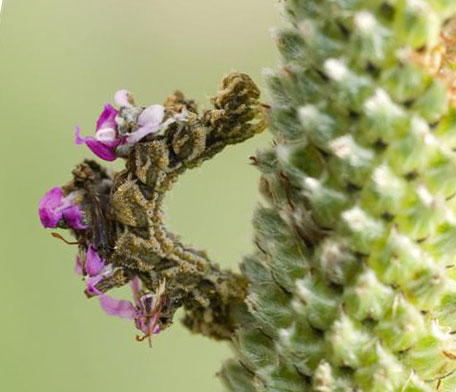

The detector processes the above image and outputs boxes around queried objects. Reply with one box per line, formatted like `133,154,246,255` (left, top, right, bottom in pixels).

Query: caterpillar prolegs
42,73,267,341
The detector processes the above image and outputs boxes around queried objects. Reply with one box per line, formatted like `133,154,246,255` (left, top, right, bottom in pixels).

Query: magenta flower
39,187,88,229
75,103,123,161
75,91,186,160
74,246,136,319
74,247,163,344
77,246,108,296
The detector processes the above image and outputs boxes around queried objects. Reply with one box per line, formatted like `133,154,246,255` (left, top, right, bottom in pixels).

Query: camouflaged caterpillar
42,73,267,340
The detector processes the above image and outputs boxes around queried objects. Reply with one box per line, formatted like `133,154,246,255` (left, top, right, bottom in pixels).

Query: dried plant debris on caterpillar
39,72,267,342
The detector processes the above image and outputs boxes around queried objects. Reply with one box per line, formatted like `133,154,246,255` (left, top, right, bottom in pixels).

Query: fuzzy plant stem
220,1,456,392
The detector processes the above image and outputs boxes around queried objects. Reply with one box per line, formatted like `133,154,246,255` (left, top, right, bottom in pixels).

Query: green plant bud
273,29,305,62
302,176,350,228
269,244,308,293
328,135,376,188
396,183,444,240
323,58,373,110
253,148,278,175
402,262,448,310
395,0,441,48
252,207,290,245
360,88,408,144
298,104,338,149
434,106,456,148
264,69,293,109
296,20,343,65
326,313,371,368
386,115,439,176
312,361,355,392
269,107,306,142
340,206,384,253
285,143,326,178
402,320,456,380
315,238,361,285
247,283,294,336
361,163,407,216
369,229,427,285
424,151,456,197
435,290,456,326
220,360,257,392
295,275,340,330
276,322,326,375
431,0,456,16
374,294,426,352
350,10,392,66
241,255,273,285
412,79,449,123
343,268,394,321
236,329,277,371
256,361,307,392
354,342,407,391
381,63,430,103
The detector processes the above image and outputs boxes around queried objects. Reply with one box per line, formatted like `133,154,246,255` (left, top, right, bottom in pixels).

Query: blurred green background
0,1,279,391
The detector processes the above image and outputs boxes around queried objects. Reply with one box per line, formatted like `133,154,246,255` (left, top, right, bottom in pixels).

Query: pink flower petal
96,103,118,131
137,105,165,127
38,187,64,228
130,277,141,306
86,275,104,296
75,125,89,145
99,295,136,319
74,255,83,276
85,245,105,276
95,128,117,144
125,125,158,144
85,138,119,161
62,204,88,230
125,105,166,144
39,187,87,229
114,90,134,107
75,116,121,161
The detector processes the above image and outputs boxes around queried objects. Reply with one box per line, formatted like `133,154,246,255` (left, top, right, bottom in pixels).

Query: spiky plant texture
221,1,456,391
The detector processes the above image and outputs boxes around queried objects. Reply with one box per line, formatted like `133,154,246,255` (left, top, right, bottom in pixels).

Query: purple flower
39,187,87,229
75,103,122,161
126,105,166,144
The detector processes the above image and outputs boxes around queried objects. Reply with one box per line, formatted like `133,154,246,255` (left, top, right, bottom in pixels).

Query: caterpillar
39,73,267,342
